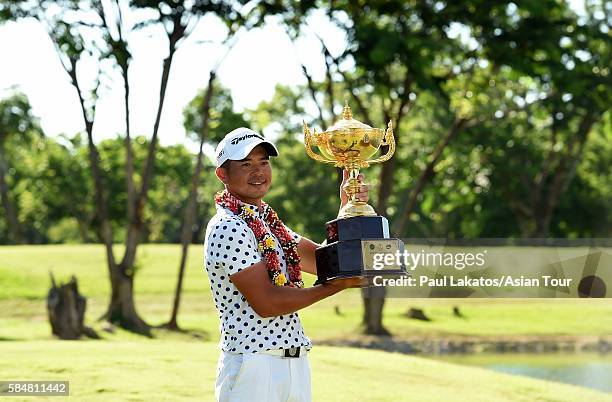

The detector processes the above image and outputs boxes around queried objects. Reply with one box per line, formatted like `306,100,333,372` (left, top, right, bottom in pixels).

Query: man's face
216,145,272,205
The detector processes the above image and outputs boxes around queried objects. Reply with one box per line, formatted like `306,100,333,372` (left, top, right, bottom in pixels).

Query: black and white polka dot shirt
204,203,312,354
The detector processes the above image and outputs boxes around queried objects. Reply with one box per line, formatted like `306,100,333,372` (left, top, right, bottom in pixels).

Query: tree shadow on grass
0,336,22,341
98,322,211,342
152,325,211,342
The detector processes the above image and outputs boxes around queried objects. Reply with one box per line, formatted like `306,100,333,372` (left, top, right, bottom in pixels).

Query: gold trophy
304,102,406,284
304,102,395,218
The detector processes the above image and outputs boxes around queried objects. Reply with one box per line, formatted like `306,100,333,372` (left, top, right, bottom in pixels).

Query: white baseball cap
215,127,279,167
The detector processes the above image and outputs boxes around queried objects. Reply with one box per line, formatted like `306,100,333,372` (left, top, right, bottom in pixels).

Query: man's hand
340,170,370,208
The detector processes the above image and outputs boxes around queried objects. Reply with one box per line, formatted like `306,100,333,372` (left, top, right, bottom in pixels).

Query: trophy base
338,201,377,219
325,215,390,243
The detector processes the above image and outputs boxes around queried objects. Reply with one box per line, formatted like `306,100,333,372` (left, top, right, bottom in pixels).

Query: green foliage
0,133,222,244
95,136,212,243
183,83,249,145
552,112,612,237
0,91,43,243
8,136,87,243
0,91,40,145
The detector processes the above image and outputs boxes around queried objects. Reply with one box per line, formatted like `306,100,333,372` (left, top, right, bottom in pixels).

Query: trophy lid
325,101,377,132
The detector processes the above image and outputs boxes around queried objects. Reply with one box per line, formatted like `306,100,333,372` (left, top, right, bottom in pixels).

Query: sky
0,9,347,151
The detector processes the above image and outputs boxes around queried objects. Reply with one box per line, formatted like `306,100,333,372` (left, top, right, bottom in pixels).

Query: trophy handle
303,121,337,165
367,121,395,165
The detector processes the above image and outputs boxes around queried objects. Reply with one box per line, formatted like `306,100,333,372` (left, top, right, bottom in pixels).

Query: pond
433,353,612,393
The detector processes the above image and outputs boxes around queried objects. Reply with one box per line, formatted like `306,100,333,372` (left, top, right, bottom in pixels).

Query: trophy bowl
314,126,383,165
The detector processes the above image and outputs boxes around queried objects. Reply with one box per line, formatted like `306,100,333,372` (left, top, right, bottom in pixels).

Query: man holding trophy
205,103,401,401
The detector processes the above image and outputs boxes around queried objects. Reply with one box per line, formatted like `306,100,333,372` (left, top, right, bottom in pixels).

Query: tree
503,5,610,236
324,0,478,335
38,135,94,243
444,0,612,237
0,91,42,244
323,0,610,333
0,0,247,334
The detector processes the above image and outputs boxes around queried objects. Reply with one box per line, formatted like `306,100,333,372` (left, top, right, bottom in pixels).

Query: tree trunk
366,117,465,337
122,62,138,252
166,72,216,330
66,57,148,333
0,145,23,244
76,215,92,243
104,53,177,331
361,286,390,335
121,45,177,272
84,134,148,333
67,57,117,266
106,269,150,335
299,61,327,130
108,19,187,332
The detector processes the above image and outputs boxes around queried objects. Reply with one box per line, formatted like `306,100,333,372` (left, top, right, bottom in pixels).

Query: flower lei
215,190,304,288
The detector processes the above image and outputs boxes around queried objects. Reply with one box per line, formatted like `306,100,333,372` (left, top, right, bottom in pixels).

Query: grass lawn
1,244,612,401
1,341,611,402
1,244,611,341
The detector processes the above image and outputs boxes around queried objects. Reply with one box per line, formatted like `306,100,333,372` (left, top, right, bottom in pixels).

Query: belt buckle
283,347,300,358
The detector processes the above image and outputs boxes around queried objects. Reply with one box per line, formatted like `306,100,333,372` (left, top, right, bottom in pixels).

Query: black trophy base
325,215,389,243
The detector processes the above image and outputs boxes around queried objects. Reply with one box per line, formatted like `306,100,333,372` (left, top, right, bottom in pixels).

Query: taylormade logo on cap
215,127,279,167
231,133,264,145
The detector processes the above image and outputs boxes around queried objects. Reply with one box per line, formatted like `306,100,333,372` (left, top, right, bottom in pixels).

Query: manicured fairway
1,341,611,402
1,245,611,401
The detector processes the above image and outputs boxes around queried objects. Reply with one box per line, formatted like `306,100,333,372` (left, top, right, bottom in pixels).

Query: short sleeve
207,218,262,276
284,224,302,244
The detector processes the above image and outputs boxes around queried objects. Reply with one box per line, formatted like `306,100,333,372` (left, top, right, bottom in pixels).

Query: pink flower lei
215,190,304,288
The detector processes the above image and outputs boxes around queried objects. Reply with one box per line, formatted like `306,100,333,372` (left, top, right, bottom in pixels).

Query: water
434,353,612,393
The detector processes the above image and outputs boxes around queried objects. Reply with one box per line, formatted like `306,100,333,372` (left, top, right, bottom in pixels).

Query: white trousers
215,350,312,402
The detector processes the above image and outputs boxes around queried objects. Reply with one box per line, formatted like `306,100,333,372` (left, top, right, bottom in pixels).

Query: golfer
204,127,368,401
